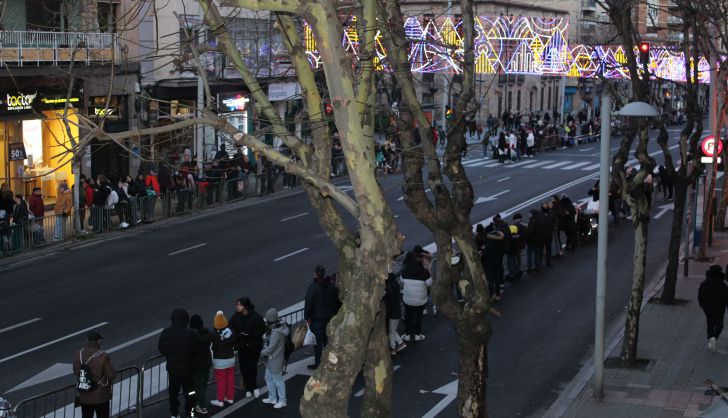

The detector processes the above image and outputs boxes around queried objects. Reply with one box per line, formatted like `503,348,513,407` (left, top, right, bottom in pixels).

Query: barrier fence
0,172,294,259
12,308,306,418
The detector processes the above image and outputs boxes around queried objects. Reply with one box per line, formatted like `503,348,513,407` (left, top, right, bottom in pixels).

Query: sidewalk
547,230,728,418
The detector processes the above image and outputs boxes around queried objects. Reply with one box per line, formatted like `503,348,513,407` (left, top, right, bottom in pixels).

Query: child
260,308,288,409
210,311,235,407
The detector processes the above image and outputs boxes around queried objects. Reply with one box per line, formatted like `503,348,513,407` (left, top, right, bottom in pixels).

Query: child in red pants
210,311,236,407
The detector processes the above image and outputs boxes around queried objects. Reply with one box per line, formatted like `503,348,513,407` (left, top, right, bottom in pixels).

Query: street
1,127,691,417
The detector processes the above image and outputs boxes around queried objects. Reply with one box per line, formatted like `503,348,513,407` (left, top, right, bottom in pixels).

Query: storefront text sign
268,82,301,101
5,92,37,111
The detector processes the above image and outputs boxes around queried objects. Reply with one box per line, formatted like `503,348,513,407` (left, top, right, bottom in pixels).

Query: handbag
291,324,307,350
303,327,317,347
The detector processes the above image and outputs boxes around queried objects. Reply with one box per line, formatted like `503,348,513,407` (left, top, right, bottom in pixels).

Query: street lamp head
613,101,659,117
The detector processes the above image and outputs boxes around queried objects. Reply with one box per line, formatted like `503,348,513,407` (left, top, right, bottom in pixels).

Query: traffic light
445,105,453,120
639,41,650,66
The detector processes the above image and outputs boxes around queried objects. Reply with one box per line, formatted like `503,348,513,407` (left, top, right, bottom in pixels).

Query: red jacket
145,175,160,194
29,194,44,218
84,185,93,207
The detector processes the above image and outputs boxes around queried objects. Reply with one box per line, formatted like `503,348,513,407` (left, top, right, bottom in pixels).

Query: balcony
667,1,679,9
667,15,683,26
0,31,119,67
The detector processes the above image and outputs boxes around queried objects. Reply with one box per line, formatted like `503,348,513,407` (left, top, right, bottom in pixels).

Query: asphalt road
0,126,692,417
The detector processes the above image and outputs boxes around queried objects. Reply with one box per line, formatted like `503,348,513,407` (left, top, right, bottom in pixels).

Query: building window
530,89,535,112
517,90,521,111
540,88,544,110
646,0,659,28
507,91,512,111
26,0,61,31
98,1,119,34
548,86,552,111
228,17,277,73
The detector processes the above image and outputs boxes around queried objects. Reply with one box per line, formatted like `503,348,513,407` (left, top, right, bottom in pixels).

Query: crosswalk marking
462,158,492,167
580,163,601,171
520,160,555,169
505,159,538,168
561,162,591,170
542,161,573,169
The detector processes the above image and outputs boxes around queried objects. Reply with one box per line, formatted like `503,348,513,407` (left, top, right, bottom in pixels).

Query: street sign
701,135,723,157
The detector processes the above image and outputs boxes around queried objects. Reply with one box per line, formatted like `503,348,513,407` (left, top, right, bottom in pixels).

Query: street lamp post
594,97,658,398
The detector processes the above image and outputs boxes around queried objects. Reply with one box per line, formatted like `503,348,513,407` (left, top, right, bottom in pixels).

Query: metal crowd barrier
13,366,141,418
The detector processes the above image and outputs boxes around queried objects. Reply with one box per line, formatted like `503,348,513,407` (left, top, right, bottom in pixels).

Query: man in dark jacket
158,308,196,418
507,214,526,280
526,209,544,272
189,315,212,415
698,265,728,353
304,265,341,369
541,202,556,267
73,331,115,418
229,297,266,398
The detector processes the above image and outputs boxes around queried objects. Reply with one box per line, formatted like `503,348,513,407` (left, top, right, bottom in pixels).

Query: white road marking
168,243,207,256
580,163,601,171
561,162,591,170
520,160,555,169
505,159,537,168
354,365,402,397
0,322,109,365
280,212,309,222
542,161,573,169
579,147,595,152
0,318,42,335
106,328,164,354
274,248,309,262
497,177,510,182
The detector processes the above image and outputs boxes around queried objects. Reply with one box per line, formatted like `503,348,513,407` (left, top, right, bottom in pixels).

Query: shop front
0,90,79,202
88,95,130,179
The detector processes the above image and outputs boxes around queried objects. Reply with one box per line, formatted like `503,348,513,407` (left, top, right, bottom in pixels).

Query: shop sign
93,107,117,118
4,92,37,111
268,82,301,102
40,96,81,107
8,142,27,161
221,93,249,112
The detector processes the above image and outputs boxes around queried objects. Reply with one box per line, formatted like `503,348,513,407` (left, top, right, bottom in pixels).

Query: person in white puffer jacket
399,247,432,342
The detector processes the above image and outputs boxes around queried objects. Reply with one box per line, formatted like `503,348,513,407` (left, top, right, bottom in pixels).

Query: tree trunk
699,163,717,259
716,152,728,230
300,256,390,418
361,304,392,418
73,158,82,234
454,318,491,418
660,181,687,303
621,202,650,364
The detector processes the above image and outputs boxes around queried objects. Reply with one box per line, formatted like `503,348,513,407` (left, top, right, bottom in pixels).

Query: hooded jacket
73,341,115,405
304,276,342,321
158,308,196,376
260,323,290,374
400,253,432,306
191,328,213,371
384,274,403,320
698,272,728,317
229,310,266,351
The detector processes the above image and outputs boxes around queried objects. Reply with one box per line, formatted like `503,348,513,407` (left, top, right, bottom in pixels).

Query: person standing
53,183,72,240
230,297,265,398
158,308,196,418
698,265,728,353
506,214,526,280
541,201,555,268
73,331,115,418
384,272,407,354
29,187,45,243
400,248,432,342
210,311,236,407
526,209,544,273
260,308,288,409
189,314,212,415
304,265,342,369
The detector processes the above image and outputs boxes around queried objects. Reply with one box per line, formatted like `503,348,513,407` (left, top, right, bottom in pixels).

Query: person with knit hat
189,315,213,415
260,308,288,409
698,265,728,353
210,311,236,408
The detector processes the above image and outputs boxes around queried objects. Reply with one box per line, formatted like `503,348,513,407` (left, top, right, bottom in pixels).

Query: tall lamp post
593,98,658,398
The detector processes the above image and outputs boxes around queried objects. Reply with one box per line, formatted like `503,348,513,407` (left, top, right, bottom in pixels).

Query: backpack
283,323,295,362
106,190,119,209
77,349,105,392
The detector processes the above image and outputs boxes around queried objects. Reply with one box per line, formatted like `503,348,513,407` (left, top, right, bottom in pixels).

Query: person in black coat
304,265,342,369
229,297,266,398
526,209,544,272
559,195,577,250
384,273,406,354
158,308,196,418
189,314,212,414
698,265,728,353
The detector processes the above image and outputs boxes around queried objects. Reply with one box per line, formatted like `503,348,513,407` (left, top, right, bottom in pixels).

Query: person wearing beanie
229,297,266,398
260,308,289,409
210,311,236,408
698,265,728,353
158,308,196,418
189,315,213,415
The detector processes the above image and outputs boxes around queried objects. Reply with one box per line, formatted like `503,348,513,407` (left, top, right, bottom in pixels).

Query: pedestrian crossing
460,157,601,172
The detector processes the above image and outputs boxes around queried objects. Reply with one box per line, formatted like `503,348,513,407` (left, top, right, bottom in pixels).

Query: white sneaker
224,398,234,404
273,401,287,409
422,308,428,315
253,389,261,398
262,398,276,405
209,400,224,407
245,391,253,398
402,334,411,342
120,222,129,228
433,305,438,316
415,334,426,341
709,337,717,352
